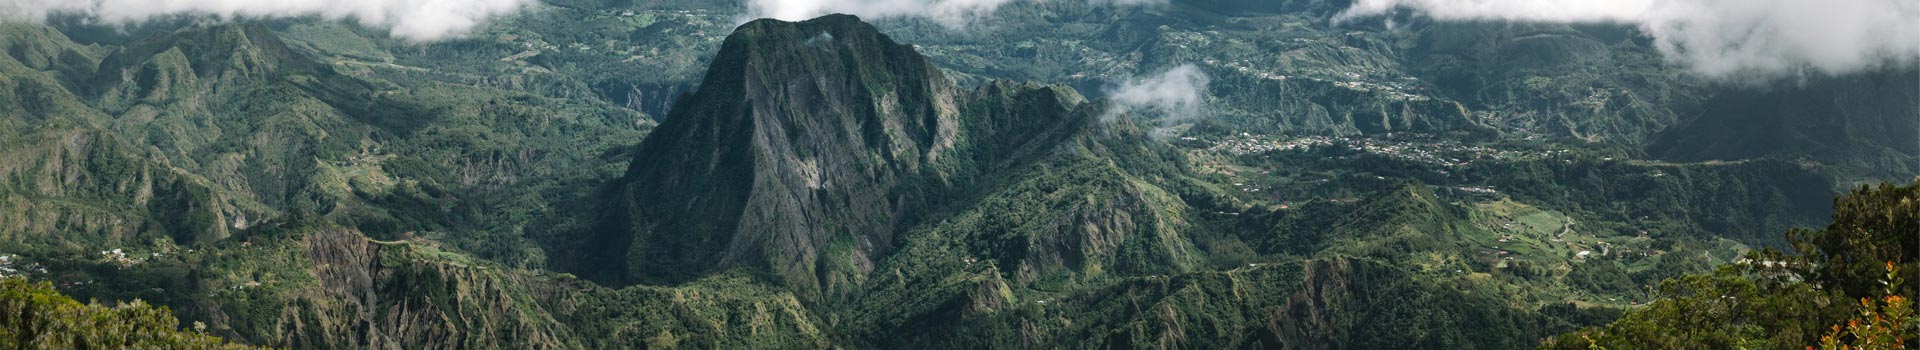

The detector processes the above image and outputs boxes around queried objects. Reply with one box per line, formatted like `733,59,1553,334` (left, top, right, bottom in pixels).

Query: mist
1103,64,1211,124
0,0,537,41
1336,0,1920,79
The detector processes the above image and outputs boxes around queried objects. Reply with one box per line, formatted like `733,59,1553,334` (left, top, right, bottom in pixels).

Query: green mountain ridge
1649,69,1920,178
594,15,974,292
592,15,1216,304
0,5,1911,349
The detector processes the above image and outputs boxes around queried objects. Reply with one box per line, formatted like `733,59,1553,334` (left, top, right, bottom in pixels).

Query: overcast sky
0,0,537,41
1337,0,1920,79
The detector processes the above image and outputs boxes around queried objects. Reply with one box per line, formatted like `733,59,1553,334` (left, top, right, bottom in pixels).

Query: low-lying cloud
0,0,537,41
1104,64,1211,123
748,0,1164,26
1336,0,1920,79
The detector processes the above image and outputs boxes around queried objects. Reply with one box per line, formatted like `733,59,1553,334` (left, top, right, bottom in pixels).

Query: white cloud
1104,64,1211,123
0,0,537,41
747,0,1164,26
1335,0,1920,78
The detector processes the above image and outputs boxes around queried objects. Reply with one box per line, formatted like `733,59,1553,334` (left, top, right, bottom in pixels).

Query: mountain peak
588,13,1187,303
593,14,964,294
736,13,868,33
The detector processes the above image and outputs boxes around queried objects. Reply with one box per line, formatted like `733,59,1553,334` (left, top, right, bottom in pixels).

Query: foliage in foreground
0,277,266,350
1546,179,1919,350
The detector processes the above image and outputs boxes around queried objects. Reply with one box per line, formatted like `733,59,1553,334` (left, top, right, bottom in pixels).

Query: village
1195,132,1569,169
0,253,44,279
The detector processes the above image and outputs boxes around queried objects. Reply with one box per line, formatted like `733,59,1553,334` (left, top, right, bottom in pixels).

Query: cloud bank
0,0,537,41
1104,64,1211,123
748,0,1164,26
1336,0,1920,78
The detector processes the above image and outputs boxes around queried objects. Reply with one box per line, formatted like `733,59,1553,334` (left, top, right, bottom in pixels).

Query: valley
0,0,1913,349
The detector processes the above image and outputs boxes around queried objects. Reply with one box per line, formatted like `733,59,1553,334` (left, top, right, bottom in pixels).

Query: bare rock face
596,14,966,294
590,13,1232,314
591,14,1140,300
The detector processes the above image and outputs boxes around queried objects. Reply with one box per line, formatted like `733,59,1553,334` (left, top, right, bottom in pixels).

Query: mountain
1649,69,1920,179
593,15,966,291
0,23,250,247
0,277,263,350
592,15,1725,348
1,21,823,350
592,15,1206,300
0,4,1912,350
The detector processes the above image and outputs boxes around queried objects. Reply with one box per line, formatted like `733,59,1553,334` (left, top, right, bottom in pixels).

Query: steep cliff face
1,21,656,265
177,227,826,350
178,228,572,349
1648,69,1920,179
591,13,1237,312
598,14,970,292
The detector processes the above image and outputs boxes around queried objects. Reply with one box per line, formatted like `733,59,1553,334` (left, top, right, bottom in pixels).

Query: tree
1817,263,1917,350
1544,179,1920,350
0,277,267,350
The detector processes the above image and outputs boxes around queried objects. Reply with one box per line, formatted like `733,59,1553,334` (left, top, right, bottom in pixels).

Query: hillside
1,277,263,350
593,15,973,292
0,3,1910,349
